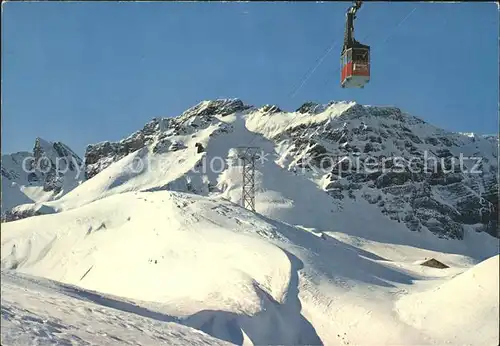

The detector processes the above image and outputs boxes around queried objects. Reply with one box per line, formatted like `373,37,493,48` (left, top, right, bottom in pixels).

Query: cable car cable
288,18,348,99
291,34,338,97
289,38,342,99
290,2,364,98
377,7,416,46
294,5,417,143
246,3,366,148
243,4,417,149
245,22,345,148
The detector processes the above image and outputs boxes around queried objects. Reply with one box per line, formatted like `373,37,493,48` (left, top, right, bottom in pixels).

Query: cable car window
353,50,360,62
353,49,367,63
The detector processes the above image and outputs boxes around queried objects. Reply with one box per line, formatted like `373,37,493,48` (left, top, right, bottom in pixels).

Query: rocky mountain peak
259,104,282,114
84,99,251,179
180,98,253,120
296,101,325,114
33,137,83,165
28,138,83,190
1,138,84,221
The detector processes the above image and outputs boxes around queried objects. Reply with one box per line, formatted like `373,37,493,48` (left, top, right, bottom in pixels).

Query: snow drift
396,255,500,346
1,271,232,346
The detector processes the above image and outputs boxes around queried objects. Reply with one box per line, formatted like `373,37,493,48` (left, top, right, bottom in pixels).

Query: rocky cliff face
30,138,84,192
270,103,498,239
84,99,250,179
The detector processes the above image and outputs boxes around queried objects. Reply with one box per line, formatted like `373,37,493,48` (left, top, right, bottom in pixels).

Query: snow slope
2,190,498,345
1,271,233,346
1,178,35,212
395,255,500,346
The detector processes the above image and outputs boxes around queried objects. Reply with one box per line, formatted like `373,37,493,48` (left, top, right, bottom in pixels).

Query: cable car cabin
341,46,370,88
340,0,369,88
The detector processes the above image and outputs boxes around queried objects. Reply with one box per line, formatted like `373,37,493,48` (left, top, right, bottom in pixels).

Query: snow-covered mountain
2,99,498,345
7,98,496,239
1,137,83,221
80,98,499,240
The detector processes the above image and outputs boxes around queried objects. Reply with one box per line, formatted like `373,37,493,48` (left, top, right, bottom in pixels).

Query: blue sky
2,2,498,157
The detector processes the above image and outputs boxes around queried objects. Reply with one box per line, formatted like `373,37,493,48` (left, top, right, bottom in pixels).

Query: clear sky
2,2,498,157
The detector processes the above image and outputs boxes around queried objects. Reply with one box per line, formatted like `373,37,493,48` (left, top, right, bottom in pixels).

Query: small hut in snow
420,258,449,269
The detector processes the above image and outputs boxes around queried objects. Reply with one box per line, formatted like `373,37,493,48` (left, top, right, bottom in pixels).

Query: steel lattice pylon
237,147,260,212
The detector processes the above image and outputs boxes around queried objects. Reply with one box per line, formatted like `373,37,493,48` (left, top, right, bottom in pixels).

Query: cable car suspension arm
343,1,363,53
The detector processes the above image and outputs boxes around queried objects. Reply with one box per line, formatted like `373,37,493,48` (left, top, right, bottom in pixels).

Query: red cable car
341,1,370,89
